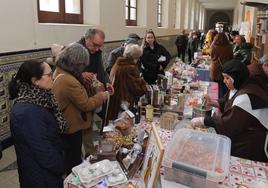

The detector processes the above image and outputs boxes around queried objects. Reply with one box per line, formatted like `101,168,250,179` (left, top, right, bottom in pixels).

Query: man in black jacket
78,29,112,89
77,28,114,140
175,30,187,62
106,33,140,74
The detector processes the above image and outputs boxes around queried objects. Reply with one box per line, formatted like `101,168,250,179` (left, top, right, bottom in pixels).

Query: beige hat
46,44,65,66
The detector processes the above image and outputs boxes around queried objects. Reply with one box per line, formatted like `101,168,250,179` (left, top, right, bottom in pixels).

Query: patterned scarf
15,82,67,134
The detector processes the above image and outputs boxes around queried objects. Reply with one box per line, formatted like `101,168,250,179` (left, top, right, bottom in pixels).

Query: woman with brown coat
106,44,147,122
210,33,233,98
52,43,109,174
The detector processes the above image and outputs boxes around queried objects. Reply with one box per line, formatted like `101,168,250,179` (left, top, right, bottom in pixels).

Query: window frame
125,0,137,26
157,0,163,27
37,0,83,24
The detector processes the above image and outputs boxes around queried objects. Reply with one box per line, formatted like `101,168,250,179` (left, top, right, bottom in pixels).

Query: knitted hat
127,33,140,40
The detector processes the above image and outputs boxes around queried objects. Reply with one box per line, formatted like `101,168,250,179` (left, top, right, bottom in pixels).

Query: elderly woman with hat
191,59,268,162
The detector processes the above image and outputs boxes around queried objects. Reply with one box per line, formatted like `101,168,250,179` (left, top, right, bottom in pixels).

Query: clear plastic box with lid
162,128,231,188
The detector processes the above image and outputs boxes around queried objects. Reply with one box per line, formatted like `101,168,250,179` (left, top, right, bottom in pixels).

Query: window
38,0,83,24
157,0,162,27
125,0,137,26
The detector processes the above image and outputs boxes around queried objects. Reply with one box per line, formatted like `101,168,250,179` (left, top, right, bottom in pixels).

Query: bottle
163,89,171,105
133,101,141,124
135,101,141,124
145,104,153,122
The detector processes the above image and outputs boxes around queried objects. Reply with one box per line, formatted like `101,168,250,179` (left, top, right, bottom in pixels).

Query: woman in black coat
9,60,66,188
140,30,171,84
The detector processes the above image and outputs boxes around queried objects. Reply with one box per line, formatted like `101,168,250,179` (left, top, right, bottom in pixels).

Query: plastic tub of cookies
72,159,114,184
162,128,231,188
105,161,128,187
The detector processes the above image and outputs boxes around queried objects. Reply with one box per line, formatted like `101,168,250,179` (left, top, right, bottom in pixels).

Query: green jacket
233,43,253,65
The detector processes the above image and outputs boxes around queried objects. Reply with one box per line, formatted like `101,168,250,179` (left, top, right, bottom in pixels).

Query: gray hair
56,43,89,74
123,44,143,60
260,55,268,64
84,28,105,39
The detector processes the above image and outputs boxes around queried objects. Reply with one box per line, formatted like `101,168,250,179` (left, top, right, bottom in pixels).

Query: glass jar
145,104,153,122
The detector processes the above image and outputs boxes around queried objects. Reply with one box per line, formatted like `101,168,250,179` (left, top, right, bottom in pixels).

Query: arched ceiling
199,0,238,10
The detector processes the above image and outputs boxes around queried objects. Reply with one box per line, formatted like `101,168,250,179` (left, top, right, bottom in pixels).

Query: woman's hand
106,83,114,95
82,72,94,84
159,65,164,71
190,117,204,127
99,91,110,102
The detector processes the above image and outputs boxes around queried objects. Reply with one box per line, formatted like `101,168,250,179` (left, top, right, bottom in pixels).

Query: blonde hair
123,44,143,60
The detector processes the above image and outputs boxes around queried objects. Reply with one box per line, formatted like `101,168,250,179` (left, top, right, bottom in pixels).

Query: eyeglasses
43,71,53,77
92,40,103,49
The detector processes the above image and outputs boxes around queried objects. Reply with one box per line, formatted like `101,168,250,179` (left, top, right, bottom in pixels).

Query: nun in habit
191,59,268,162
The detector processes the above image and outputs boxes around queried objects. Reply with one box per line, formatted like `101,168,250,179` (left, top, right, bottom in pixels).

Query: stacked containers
162,128,231,188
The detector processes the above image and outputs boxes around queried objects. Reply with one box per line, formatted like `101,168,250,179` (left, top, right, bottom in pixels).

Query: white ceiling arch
199,0,238,10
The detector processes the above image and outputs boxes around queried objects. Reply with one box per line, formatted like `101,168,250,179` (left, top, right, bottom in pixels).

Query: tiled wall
0,35,176,144
0,50,51,141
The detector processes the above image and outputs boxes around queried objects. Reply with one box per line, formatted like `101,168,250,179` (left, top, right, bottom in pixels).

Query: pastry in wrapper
90,78,105,94
114,111,134,136
124,182,136,188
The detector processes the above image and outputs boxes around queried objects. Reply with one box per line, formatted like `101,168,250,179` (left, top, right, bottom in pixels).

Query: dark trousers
188,49,194,64
62,131,82,175
176,46,186,62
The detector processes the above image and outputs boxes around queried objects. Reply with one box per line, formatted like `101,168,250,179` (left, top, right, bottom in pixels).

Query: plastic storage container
162,128,231,188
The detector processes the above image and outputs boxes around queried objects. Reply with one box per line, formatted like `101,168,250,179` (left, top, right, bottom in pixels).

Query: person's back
107,44,147,122
106,46,124,74
106,37,140,74
175,34,187,48
11,103,64,188
175,31,187,62
210,33,233,81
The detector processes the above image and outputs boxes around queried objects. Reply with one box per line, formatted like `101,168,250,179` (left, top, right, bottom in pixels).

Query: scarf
15,82,67,134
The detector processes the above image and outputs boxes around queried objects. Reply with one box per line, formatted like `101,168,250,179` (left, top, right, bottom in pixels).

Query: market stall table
196,68,210,82
64,120,268,188
157,125,268,188
64,81,268,188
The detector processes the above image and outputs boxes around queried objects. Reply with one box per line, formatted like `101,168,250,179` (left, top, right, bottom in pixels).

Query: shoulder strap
53,73,65,82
